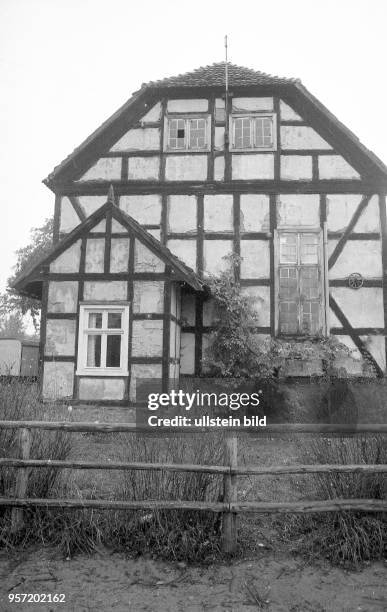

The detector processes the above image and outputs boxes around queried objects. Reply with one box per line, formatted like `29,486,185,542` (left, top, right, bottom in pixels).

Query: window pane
88,313,102,329
234,118,251,148
300,234,318,264
301,301,320,335
168,118,185,149
300,267,319,300
280,234,297,264
255,117,273,147
279,301,298,334
106,335,121,367
108,312,122,329
279,267,298,299
87,335,101,367
189,118,206,148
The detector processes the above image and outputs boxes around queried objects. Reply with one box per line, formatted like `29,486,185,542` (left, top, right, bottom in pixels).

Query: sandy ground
0,548,386,612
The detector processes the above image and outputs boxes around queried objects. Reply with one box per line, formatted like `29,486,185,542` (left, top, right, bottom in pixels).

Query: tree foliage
0,217,54,330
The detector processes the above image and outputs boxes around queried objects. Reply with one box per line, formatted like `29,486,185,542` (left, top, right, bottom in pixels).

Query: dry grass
277,435,387,567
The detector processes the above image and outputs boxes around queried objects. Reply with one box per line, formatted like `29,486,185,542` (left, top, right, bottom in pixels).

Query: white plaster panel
110,238,130,273
240,286,270,326
111,219,127,233
214,156,225,181
141,101,162,122
203,241,233,276
167,99,208,112
79,378,125,401
90,219,106,233
331,287,384,327
280,126,331,150
110,128,160,152
240,241,270,279
215,98,226,122
45,320,76,356
202,333,215,373
85,238,105,273
128,156,159,180
168,195,197,232
165,155,207,181
356,196,380,233
202,298,218,326
319,156,360,179
181,293,195,325
134,240,164,272
279,100,302,121
60,198,81,233
133,281,164,313
132,320,163,357
232,97,273,111
47,281,78,313
204,195,233,231
280,155,313,180
180,333,195,374
170,320,177,359
232,154,274,180
119,195,161,225
80,158,122,181
43,362,74,400
215,127,225,150
50,240,81,273
240,194,270,232
167,239,197,272
329,241,382,279
83,281,126,301
130,363,162,401
78,196,107,217
326,194,362,232
361,335,386,371
148,229,161,240
329,308,343,329
277,194,320,227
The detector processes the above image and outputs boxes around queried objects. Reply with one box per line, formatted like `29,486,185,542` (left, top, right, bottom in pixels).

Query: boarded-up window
278,232,322,335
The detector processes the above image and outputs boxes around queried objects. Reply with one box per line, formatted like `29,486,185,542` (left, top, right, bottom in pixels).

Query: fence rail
1,420,387,552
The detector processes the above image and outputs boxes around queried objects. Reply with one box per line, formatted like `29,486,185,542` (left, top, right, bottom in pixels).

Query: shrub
279,435,387,567
106,432,226,562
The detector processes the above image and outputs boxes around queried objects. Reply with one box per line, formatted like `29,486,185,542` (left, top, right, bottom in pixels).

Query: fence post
11,427,32,533
222,434,238,553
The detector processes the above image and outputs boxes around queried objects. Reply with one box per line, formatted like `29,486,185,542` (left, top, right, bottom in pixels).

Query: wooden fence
1,420,387,553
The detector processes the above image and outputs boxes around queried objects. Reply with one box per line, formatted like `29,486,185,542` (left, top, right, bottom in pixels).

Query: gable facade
16,64,387,403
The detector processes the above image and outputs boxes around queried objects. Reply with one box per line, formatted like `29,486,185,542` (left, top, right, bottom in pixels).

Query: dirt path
0,549,386,612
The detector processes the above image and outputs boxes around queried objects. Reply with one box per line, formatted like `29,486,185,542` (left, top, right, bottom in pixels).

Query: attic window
232,113,276,150
167,117,208,151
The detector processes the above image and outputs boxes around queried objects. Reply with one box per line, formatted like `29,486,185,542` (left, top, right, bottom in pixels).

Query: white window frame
164,115,211,152
276,229,326,338
76,304,129,376
231,112,276,151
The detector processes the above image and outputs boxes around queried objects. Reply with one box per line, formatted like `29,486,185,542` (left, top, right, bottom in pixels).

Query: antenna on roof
224,35,229,146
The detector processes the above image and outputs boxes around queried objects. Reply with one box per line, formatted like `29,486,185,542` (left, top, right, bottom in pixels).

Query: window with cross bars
278,232,323,336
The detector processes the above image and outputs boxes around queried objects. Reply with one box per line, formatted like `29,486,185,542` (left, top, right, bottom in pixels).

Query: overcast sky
1,0,387,292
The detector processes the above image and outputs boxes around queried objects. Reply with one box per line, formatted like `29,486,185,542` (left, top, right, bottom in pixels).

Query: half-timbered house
13,63,387,405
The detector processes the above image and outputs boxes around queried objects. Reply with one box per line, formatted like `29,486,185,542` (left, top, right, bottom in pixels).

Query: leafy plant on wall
202,254,368,420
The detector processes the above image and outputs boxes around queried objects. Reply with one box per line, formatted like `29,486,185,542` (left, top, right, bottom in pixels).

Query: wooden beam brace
328,195,371,269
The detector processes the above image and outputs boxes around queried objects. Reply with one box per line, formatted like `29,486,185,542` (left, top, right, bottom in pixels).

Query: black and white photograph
0,1,386,610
